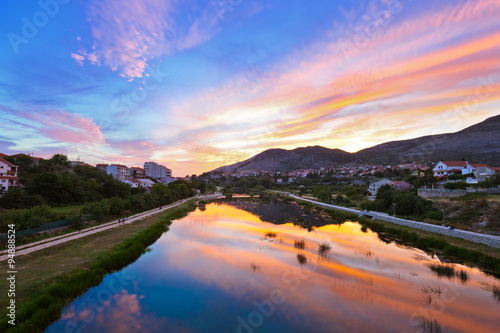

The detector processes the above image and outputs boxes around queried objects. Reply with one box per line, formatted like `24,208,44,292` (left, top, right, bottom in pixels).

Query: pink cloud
17,109,105,146
73,0,220,79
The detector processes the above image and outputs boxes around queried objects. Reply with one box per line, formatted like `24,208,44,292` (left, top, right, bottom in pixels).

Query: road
273,191,500,248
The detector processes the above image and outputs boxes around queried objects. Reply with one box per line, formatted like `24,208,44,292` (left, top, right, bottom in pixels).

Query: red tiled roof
0,157,14,167
114,164,128,168
441,161,467,167
96,164,109,167
469,163,489,168
0,176,18,180
130,179,141,184
448,168,464,172
0,153,7,157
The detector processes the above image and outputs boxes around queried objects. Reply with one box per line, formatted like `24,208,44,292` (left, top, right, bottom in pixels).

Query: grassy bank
287,196,500,277
0,200,196,333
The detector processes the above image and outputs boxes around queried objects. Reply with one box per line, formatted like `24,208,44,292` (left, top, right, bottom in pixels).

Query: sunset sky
1,0,499,175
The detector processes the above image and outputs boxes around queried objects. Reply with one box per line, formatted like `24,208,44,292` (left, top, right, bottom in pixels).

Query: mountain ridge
212,114,500,173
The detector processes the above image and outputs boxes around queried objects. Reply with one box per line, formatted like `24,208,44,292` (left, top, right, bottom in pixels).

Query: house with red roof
106,164,131,181
433,161,470,179
393,181,414,191
0,157,19,194
121,178,141,188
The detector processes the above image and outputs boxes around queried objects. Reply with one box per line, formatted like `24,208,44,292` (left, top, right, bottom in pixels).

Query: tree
223,184,233,199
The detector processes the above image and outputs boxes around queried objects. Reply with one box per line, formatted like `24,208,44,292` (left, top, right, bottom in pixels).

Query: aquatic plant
428,264,456,278
428,264,469,283
457,269,469,284
421,286,442,295
297,253,307,265
250,262,261,272
318,242,332,257
491,285,500,302
264,231,277,238
418,316,443,333
294,240,306,249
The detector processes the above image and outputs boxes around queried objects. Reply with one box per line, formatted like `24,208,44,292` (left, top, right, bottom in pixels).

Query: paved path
274,191,500,248
0,197,200,261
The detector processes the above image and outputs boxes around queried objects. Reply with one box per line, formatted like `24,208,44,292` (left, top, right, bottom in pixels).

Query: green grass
49,204,86,217
0,201,196,333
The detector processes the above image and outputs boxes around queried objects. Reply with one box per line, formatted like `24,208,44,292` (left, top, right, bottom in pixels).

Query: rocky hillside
212,114,500,173
356,114,500,165
214,146,356,172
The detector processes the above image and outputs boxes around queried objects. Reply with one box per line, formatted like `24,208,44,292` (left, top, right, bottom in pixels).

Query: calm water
46,201,500,333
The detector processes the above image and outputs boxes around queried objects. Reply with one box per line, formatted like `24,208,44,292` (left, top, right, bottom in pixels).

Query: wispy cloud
72,0,220,79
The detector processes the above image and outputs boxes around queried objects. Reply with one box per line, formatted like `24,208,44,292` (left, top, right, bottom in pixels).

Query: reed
294,240,306,249
264,231,277,238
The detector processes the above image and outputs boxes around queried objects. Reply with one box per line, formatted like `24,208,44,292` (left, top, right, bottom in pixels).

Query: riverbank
276,193,500,274
0,201,197,333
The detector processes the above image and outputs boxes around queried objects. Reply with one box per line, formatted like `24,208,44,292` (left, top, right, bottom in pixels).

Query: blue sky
1,0,499,175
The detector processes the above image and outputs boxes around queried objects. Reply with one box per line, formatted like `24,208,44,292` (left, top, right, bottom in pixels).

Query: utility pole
441,208,445,227
392,203,396,217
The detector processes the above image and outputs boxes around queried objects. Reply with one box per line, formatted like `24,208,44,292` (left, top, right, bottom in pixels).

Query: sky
0,0,499,176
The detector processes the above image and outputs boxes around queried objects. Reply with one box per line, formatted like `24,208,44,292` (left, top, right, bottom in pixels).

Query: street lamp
364,197,367,211
441,209,445,227
392,203,396,217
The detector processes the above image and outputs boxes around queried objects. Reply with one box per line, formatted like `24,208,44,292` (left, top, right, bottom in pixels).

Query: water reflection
46,203,500,333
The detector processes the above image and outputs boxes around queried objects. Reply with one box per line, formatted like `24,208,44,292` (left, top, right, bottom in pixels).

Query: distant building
368,179,393,199
393,181,414,191
137,179,155,192
121,179,141,188
130,167,146,179
144,161,173,183
473,166,496,182
96,164,109,173
434,161,469,179
0,157,19,194
70,161,86,167
107,164,131,181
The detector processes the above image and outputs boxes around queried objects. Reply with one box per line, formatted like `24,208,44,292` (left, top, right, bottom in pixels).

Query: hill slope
212,114,500,172
357,114,500,165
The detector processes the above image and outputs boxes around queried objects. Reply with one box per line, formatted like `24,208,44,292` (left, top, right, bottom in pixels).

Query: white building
96,164,109,173
144,161,173,183
0,157,19,194
107,164,131,181
137,178,156,191
121,179,141,188
368,179,393,199
433,161,469,178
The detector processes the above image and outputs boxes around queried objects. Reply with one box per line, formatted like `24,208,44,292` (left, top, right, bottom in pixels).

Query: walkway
275,191,500,248
0,196,201,261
